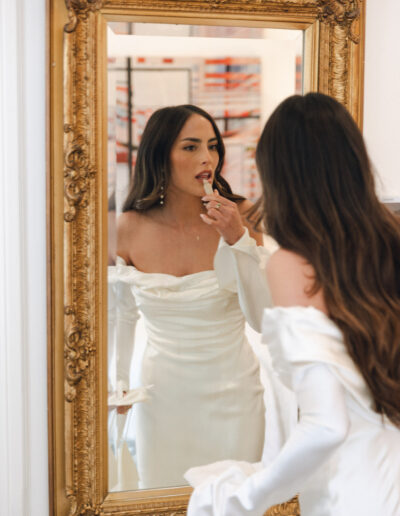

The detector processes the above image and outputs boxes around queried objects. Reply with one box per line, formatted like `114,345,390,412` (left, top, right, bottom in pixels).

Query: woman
185,93,400,515
109,105,272,489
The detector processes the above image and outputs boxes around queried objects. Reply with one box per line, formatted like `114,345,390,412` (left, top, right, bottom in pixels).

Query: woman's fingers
203,197,237,225
200,191,246,244
201,190,233,208
200,206,229,226
200,213,216,225
205,200,224,212
117,404,132,415
207,208,225,222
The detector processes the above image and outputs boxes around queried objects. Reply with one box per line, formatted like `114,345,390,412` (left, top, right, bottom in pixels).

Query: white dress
185,306,400,515
108,229,273,489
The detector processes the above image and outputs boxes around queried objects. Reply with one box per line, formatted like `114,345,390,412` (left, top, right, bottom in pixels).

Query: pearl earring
160,185,165,205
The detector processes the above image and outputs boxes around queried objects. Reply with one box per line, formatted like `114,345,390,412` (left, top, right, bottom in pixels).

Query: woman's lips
195,171,211,180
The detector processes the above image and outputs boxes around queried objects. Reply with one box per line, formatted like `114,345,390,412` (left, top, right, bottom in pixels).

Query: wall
0,1,48,515
363,0,400,199
0,1,398,515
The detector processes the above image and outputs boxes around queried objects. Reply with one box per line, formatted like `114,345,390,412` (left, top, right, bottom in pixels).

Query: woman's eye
209,144,218,151
183,145,196,151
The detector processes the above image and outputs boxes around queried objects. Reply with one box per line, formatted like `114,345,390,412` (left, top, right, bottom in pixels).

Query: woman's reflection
108,105,270,489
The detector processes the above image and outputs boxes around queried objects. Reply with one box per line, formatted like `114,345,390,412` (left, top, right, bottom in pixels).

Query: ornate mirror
48,1,365,514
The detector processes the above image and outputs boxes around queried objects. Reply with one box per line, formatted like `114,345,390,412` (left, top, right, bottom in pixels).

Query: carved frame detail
48,0,365,514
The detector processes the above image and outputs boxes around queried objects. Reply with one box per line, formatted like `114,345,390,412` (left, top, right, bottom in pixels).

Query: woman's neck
155,189,205,229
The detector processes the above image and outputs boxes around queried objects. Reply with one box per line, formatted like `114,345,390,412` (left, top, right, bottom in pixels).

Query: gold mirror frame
48,1,365,514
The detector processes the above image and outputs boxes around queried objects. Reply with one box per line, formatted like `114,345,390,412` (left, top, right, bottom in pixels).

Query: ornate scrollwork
265,496,300,516
78,503,105,515
208,0,229,8
64,0,104,32
64,306,94,401
66,0,103,7
64,130,96,222
317,0,361,43
66,492,105,516
103,0,318,16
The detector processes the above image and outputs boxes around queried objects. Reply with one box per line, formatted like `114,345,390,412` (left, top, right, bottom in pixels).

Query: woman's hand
108,389,133,415
200,190,245,245
116,404,132,415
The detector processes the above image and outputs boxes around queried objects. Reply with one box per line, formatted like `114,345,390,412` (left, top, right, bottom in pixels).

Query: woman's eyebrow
180,137,218,142
180,137,200,142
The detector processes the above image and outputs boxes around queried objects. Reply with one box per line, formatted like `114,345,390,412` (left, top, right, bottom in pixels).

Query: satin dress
185,307,400,515
108,229,273,489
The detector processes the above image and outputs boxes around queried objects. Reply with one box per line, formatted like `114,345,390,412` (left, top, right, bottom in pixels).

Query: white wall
363,0,400,199
0,1,48,515
0,1,398,515
260,30,303,126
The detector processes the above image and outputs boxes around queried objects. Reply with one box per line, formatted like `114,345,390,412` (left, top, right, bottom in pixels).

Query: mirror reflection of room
107,21,303,493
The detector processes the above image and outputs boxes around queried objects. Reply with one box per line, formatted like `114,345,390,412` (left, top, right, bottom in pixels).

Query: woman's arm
213,226,272,331
108,259,140,413
202,192,271,330
187,363,350,516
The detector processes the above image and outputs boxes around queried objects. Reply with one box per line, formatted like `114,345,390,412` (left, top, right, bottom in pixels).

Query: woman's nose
201,147,211,164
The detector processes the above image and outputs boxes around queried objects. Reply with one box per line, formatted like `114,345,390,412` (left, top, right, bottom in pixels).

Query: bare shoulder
116,211,142,263
237,199,263,245
266,248,327,313
117,210,140,237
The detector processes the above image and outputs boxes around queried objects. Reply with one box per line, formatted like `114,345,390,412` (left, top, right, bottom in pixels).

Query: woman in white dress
110,105,271,489
185,93,400,515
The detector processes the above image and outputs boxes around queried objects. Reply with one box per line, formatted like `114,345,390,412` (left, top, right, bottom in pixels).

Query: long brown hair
122,104,244,211
256,92,400,426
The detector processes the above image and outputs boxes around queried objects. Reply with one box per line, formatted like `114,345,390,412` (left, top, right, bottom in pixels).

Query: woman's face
168,114,220,198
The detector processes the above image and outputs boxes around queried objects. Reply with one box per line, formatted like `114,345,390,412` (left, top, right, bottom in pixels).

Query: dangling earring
160,184,165,205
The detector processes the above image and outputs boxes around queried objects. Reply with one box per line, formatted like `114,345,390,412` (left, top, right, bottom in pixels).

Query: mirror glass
107,21,303,493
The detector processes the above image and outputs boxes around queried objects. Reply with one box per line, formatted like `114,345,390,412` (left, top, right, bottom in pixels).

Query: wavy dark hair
122,104,244,211
256,92,400,426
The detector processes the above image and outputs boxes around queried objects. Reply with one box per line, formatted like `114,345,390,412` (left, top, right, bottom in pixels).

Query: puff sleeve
214,228,272,332
108,262,140,395
185,308,351,516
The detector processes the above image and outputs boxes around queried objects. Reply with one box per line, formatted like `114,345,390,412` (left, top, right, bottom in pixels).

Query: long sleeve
108,265,140,394
186,363,350,516
215,230,297,464
214,228,272,332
